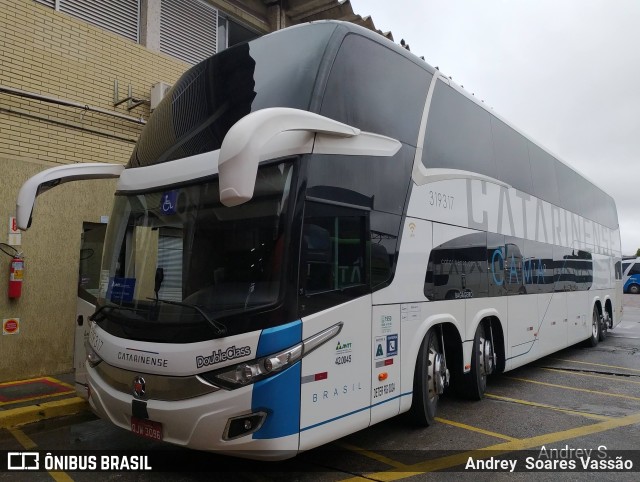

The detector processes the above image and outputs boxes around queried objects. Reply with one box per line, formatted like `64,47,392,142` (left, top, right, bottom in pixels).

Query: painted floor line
0,376,74,406
338,411,640,481
485,393,611,421
434,417,518,442
43,377,74,390
7,427,37,450
9,427,74,482
551,358,640,373
0,397,88,429
0,390,75,407
0,377,49,388
540,367,640,385
336,442,408,469
506,376,640,401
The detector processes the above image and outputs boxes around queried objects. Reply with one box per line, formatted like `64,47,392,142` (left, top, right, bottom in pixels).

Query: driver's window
299,201,369,316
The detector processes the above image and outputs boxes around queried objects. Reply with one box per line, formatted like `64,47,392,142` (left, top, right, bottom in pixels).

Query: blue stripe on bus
252,320,302,439
255,319,302,357
300,392,413,432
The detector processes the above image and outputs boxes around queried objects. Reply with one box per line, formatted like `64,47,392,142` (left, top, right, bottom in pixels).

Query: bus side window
302,224,332,292
299,201,369,316
628,263,640,276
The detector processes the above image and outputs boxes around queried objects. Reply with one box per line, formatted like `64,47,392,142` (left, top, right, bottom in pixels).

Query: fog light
223,412,267,440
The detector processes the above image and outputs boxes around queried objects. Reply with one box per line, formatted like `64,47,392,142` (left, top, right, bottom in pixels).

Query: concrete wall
0,0,189,381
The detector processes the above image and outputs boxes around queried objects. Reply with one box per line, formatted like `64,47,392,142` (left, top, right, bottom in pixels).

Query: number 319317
429,191,454,210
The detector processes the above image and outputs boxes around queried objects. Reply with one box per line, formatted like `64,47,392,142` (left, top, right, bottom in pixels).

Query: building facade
0,0,390,381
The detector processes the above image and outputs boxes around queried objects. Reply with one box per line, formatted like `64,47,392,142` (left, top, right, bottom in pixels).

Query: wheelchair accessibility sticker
161,190,178,215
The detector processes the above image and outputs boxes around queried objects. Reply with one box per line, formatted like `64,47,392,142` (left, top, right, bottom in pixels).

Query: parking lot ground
1,297,639,481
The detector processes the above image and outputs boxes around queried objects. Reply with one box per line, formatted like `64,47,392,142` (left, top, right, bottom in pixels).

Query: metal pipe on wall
0,85,147,125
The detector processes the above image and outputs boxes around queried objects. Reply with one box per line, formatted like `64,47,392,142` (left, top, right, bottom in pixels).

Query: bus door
522,241,565,357
75,222,107,398
561,247,590,345
298,201,372,451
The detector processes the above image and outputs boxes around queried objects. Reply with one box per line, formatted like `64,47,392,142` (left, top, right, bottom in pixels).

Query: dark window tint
491,118,533,193
554,247,593,291
487,233,506,297
503,237,527,295
425,232,488,301
555,162,603,224
130,23,337,167
528,143,560,206
622,262,632,274
615,260,622,280
574,250,594,290
606,197,618,229
321,34,432,145
370,211,401,290
423,81,496,178
299,201,369,316
524,240,554,294
629,263,640,276
306,144,415,215
555,162,581,216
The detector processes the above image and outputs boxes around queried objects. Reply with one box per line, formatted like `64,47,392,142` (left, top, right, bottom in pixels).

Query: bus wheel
463,322,495,400
599,310,610,342
587,307,600,347
409,328,448,426
629,284,640,295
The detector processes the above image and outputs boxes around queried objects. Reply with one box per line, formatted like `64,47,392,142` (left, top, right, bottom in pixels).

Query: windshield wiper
89,304,111,322
149,298,227,337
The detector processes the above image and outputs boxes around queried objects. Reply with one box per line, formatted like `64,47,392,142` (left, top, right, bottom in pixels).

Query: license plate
131,417,163,441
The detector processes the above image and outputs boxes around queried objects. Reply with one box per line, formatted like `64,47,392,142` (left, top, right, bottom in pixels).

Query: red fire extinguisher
8,256,23,299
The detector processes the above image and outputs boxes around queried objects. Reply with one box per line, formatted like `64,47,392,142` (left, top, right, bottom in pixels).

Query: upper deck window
130,23,338,167
422,81,497,178
320,34,432,146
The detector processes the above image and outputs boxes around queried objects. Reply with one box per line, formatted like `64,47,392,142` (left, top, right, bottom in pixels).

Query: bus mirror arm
217,108,401,207
16,163,124,230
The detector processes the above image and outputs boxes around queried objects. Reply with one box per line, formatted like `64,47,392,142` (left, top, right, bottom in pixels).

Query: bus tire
629,284,640,295
462,322,494,400
408,328,447,426
586,307,600,347
599,310,610,342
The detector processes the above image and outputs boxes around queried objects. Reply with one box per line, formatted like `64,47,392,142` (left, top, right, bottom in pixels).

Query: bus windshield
96,162,294,341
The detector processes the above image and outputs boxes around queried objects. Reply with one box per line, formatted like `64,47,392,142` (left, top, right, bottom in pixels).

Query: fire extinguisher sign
8,216,21,246
3,318,20,335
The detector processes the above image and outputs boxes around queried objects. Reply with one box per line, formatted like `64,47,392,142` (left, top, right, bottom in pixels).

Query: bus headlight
198,322,342,390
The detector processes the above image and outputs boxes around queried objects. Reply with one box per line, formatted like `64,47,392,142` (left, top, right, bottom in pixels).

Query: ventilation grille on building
160,0,218,65
34,0,56,8
35,0,140,43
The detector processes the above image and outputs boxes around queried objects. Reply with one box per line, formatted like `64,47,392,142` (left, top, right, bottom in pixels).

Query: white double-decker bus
17,21,622,459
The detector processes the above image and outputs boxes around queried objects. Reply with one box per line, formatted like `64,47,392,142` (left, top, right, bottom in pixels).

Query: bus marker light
378,372,388,381
465,364,471,370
